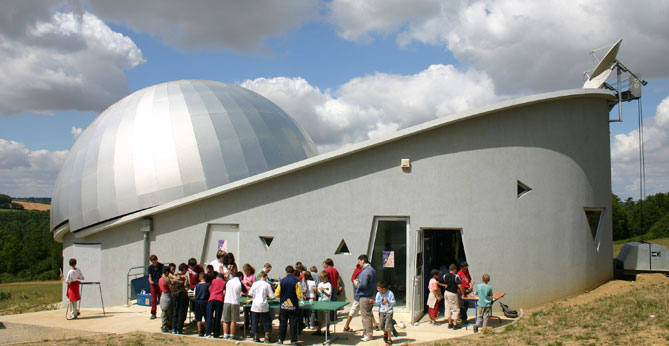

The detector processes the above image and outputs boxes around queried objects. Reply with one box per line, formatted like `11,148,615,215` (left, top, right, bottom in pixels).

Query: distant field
13,201,51,211
613,237,669,258
0,281,61,315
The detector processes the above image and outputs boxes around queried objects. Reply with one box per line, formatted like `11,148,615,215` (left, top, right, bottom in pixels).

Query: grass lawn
0,281,61,315
427,274,669,346
613,237,669,257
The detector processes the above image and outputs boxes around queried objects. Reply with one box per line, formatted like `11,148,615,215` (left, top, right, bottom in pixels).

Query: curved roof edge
66,88,616,241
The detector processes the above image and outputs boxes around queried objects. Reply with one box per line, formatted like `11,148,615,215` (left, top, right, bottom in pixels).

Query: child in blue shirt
374,281,396,345
194,272,210,337
473,273,493,333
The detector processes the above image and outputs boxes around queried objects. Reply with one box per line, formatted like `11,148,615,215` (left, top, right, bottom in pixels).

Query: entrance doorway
421,229,466,313
369,217,409,307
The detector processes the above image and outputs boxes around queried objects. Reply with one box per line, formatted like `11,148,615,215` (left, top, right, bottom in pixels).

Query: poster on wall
218,240,228,252
383,251,395,268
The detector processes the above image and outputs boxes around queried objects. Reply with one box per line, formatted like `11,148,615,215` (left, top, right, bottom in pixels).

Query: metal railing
126,265,146,305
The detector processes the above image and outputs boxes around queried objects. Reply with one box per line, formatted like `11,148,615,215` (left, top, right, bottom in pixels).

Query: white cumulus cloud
0,139,68,197
329,0,669,95
70,126,83,139
611,96,669,198
242,64,498,152
87,0,318,51
0,4,145,115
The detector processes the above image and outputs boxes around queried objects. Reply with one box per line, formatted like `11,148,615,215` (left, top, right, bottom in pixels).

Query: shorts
194,300,207,322
378,311,393,331
223,303,240,323
444,291,460,320
348,300,361,317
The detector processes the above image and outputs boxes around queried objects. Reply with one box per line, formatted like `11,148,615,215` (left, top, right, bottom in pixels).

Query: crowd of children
146,253,374,342
63,253,491,342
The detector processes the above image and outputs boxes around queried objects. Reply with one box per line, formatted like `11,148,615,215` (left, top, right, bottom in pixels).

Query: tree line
0,209,62,283
0,193,24,210
612,192,669,241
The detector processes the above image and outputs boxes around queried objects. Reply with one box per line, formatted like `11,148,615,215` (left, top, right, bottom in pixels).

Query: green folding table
299,300,349,344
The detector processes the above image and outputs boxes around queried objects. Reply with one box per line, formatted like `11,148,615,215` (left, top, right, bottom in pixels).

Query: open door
411,229,424,324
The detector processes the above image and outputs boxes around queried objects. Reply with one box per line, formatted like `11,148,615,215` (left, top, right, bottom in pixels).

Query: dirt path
0,322,104,345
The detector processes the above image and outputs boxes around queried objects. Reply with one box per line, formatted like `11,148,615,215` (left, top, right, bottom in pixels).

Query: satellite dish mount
582,39,647,122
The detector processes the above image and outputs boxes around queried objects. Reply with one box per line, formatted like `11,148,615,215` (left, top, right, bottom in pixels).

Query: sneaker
150,314,156,320
265,339,272,344
447,324,453,329
67,315,76,320
473,326,479,333
361,335,372,342
453,324,461,330
276,340,284,345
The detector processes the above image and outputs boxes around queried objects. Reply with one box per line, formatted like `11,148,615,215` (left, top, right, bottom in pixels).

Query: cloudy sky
0,0,668,199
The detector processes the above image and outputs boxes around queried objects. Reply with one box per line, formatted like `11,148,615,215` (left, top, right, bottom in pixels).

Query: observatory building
52,79,616,321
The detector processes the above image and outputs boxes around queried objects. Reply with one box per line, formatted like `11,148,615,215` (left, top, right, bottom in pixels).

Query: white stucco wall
62,90,615,311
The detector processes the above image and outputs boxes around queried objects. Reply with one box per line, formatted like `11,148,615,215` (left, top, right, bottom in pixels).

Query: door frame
410,229,424,323
201,223,240,265
367,216,411,312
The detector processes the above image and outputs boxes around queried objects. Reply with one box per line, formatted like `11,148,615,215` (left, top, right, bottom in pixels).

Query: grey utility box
616,242,669,272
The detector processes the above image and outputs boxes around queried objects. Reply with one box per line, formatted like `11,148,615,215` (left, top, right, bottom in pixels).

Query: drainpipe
140,218,153,275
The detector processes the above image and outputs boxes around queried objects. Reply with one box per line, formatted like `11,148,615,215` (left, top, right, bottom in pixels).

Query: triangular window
335,239,350,255
259,236,274,249
584,208,603,240
517,180,532,198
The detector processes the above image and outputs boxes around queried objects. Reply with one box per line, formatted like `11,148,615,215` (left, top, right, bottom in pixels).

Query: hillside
13,201,50,211
0,210,62,283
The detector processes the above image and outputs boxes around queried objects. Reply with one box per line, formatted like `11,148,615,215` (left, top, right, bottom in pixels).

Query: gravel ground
0,321,105,345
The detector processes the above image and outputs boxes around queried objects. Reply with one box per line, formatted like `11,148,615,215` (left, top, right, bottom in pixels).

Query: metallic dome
51,80,317,231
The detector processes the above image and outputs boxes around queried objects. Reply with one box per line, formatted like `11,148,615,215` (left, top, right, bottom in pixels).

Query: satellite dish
583,39,622,88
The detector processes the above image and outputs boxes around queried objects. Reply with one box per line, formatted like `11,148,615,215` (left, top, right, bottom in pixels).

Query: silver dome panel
51,80,317,231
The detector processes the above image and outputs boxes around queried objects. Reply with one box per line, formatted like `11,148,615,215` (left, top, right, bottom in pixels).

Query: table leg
324,311,329,344
243,306,250,339
99,284,105,315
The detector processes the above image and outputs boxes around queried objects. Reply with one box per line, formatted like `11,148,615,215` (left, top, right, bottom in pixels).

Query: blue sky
1,0,668,199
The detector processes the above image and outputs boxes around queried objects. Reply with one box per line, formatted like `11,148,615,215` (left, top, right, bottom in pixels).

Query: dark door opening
421,229,466,313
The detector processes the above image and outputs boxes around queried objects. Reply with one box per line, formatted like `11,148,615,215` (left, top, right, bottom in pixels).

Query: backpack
499,301,518,318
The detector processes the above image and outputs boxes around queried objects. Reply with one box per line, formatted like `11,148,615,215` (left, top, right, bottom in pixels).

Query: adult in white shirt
249,271,276,342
